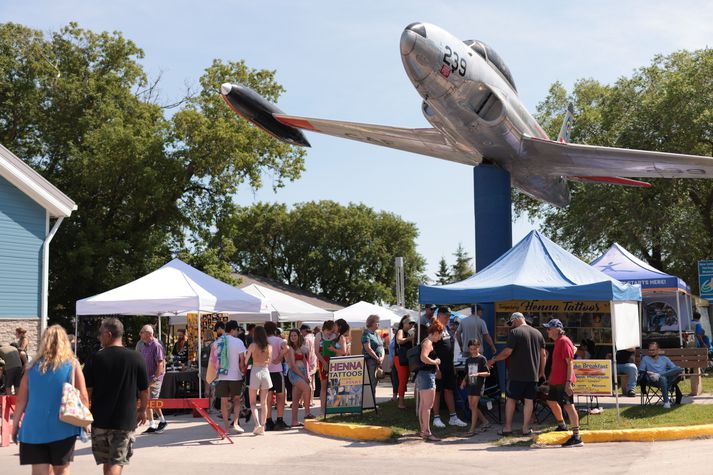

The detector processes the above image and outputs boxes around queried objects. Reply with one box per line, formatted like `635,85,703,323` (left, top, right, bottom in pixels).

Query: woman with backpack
394,315,415,409
417,320,443,442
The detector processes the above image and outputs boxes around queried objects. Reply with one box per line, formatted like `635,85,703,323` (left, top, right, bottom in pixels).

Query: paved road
1,414,707,475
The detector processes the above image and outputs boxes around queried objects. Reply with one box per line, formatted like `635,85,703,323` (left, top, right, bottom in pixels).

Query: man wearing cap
544,319,583,447
457,304,497,359
432,307,468,428
420,304,436,326
488,312,546,436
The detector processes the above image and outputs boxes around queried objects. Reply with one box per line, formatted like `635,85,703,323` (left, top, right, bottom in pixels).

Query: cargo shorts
91,427,135,466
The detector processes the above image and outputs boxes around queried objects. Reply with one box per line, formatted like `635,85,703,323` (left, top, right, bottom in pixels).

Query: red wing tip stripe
274,115,317,131
573,176,652,187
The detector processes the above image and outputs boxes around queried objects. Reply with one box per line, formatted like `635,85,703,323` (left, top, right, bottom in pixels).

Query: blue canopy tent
420,231,641,303
591,243,692,347
419,231,641,412
419,230,641,353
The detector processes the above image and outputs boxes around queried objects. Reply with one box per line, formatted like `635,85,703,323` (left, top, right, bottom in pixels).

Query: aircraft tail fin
557,103,574,143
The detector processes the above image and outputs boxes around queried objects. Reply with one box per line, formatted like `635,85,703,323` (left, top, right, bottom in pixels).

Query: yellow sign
496,300,610,314
572,359,613,396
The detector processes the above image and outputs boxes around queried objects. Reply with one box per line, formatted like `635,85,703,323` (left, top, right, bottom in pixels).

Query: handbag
406,345,422,372
59,360,94,428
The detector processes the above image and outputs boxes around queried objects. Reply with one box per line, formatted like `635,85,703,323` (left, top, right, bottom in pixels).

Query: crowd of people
6,304,707,473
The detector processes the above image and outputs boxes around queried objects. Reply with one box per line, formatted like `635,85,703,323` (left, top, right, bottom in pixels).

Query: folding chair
639,374,682,406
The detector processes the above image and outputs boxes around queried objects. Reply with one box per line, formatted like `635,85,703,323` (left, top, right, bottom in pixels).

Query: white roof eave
0,144,77,218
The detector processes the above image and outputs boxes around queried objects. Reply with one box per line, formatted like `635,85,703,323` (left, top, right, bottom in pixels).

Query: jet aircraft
220,22,713,207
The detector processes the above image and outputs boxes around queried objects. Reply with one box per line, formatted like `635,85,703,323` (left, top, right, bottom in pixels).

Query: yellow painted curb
304,420,393,441
535,424,713,445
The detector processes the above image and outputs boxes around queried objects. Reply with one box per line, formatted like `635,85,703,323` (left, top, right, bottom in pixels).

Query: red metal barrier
1,396,231,447
1,395,16,447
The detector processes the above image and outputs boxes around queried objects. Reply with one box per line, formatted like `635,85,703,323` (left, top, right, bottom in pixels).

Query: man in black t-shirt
488,312,546,436
431,307,468,429
84,318,148,472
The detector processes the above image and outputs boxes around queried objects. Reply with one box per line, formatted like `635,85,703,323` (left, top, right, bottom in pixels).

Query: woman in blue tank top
12,325,89,474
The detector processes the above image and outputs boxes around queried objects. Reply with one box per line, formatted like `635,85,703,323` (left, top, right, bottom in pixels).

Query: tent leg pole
676,292,683,348
416,304,421,417
74,315,78,355
198,312,202,399
610,301,620,423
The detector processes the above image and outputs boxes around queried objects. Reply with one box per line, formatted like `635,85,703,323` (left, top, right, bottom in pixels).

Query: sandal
521,429,533,436
498,430,513,436
465,430,476,437
424,434,441,442
480,425,490,432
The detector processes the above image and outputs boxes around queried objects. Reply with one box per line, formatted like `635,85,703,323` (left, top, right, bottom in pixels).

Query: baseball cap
507,312,525,326
543,318,564,329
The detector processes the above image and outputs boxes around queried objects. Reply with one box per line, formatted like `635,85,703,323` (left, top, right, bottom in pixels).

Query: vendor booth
591,243,692,347
76,258,270,398
419,231,642,409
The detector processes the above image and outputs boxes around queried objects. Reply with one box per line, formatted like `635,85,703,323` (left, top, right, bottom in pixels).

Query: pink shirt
268,335,285,372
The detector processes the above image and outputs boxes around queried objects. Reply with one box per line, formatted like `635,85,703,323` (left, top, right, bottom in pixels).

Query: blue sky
3,1,712,279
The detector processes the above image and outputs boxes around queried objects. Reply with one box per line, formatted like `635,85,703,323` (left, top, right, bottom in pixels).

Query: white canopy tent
241,283,334,322
334,301,400,329
75,258,270,397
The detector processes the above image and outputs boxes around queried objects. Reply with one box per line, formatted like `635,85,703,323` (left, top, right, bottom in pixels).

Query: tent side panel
611,301,641,350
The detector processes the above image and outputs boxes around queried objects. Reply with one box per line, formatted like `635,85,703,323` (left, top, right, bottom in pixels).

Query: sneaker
554,425,569,432
232,421,245,434
143,426,157,434
265,418,275,431
625,390,636,397
155,421,167,433
663,402,671,409
252,424,263,435
448,416,468,427
275,419,290,431
433,418,446,428
561,435,583,447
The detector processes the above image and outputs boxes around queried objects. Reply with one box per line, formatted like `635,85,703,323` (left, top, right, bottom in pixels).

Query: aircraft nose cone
220,83,233,96
400,22,426,56
405,22,427,39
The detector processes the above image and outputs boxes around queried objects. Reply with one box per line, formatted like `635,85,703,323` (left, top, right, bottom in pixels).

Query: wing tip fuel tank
220,83,311,148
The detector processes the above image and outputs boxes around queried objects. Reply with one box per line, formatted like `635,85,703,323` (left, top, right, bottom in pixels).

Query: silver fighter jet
221,22,713,207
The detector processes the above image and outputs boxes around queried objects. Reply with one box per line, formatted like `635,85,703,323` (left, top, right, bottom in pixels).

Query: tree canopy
515,49,713,291
0,22,305,324
217,201,426,306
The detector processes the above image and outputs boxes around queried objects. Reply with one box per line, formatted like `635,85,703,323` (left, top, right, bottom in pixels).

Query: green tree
436,257,451,284
218,201,427,306
0,22,305,325
514,49,713,290
451,243,474,282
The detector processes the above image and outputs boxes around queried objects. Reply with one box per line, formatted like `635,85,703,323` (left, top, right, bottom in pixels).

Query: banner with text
573,359,613,396
326,355,365,415
496,300,611,314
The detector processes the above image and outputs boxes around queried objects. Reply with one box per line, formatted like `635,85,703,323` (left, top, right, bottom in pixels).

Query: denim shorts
416,371,436,390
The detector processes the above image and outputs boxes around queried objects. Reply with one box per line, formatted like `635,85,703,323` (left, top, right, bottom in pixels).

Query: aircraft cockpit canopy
463,40,517,92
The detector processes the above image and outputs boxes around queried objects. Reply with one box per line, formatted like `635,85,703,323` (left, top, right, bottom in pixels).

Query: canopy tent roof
333,301,400,329
76,258,270,317
241,283,334,322
590,243,690,293
419,231,642,304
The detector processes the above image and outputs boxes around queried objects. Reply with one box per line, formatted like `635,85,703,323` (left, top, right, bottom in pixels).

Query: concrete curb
304,420,393,441
535,424,713,445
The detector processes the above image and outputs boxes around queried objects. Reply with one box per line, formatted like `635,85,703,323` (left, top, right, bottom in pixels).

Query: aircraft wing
521,136,713,178
274,114,480,165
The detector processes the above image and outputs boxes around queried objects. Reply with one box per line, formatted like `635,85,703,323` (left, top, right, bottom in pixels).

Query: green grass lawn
328,395,713,438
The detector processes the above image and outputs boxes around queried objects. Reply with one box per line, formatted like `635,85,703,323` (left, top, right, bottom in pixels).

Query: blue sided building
0,144,76,351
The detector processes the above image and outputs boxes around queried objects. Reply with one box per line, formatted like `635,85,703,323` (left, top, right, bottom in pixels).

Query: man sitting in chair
638,342,683,408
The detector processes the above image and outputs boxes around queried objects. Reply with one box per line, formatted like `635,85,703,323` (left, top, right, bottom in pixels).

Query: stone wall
0,318,39,355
